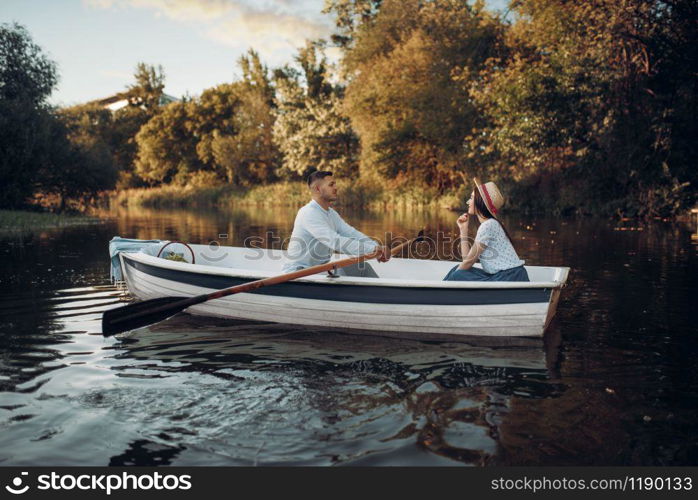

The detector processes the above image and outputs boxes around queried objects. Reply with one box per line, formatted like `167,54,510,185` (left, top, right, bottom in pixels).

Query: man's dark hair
307,170,333,187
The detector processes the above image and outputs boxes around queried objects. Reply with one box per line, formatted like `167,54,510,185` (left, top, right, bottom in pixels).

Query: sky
1,0,510,107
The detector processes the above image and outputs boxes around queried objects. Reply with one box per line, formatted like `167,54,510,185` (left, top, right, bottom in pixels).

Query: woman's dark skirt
443,264,529,282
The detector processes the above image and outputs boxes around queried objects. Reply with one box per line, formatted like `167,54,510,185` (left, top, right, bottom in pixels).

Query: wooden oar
102,230,425,336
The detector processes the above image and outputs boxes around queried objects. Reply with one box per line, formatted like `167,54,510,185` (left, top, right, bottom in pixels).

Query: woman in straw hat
443,178,529,282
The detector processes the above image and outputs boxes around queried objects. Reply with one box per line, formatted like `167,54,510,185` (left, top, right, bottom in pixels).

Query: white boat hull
118,246,569,338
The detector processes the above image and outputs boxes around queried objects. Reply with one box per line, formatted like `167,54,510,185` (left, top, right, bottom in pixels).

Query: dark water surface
0,206,696,466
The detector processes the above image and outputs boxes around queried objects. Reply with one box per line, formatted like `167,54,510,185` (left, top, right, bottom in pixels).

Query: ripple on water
1,287,551,465
2,212,696,467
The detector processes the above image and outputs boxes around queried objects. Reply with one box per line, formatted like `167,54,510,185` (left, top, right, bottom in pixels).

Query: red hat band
480,184,498,215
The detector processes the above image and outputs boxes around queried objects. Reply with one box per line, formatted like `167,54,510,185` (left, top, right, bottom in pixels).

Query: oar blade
102,296,191,336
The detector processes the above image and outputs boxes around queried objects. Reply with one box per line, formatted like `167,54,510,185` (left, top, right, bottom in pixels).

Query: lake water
0,205,696,465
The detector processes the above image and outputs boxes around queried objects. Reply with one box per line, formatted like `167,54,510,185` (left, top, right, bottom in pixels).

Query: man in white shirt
281,171,390,276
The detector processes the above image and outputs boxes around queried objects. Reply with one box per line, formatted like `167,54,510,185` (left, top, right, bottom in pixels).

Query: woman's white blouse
475,219,525,274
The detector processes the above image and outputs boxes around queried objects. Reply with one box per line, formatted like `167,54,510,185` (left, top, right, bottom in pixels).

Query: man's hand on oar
102,230,424,337
376,245,392,262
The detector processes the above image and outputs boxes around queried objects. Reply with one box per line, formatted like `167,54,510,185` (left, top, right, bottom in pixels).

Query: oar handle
387,237,415,257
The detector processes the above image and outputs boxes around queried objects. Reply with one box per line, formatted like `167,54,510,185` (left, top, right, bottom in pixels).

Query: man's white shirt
281,200,379,273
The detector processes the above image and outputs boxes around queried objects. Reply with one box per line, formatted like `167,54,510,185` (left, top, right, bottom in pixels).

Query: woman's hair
473,188,516,248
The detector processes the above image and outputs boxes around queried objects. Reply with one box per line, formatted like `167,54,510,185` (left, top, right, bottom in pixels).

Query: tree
0,23,57,104
198,50,279,186
471,0,697,215
134,101,200,184
58,103,114,142
188,83,241,171
323,0,383,49
134,52,279,188
126,62,165,113
340,0,503,190
110,105,151,188
211,89,278,186
273,42,359,179
56,102,150,190
239,49,275,107
38,120,118,211
0,23,58,208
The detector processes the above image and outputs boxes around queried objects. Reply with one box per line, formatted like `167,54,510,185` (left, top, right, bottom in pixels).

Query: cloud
208,6,330,60
84,0,333,59
84,0,236,21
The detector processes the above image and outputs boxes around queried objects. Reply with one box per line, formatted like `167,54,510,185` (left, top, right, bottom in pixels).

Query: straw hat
473,177,504,216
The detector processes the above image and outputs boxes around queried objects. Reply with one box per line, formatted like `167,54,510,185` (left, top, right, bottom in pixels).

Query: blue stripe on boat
124,256,552,306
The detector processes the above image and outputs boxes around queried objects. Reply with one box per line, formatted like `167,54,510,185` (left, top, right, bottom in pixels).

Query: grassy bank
110,184,235,209
110,181,467,211
0,209,100,232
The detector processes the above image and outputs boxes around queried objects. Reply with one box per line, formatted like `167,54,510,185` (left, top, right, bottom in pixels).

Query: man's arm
333,213,372,241
332,212,390,262
304,210,378,257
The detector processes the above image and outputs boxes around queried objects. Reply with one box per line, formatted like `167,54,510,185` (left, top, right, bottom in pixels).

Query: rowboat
113,241,569,338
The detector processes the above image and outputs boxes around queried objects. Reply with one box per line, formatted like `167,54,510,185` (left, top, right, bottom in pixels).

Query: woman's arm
456,213,485,270
458,239,486,270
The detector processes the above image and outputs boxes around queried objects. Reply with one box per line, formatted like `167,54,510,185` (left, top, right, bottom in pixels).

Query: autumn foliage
2,1,695,216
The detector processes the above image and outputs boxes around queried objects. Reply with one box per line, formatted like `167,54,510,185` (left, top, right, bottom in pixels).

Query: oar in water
102,230,425,336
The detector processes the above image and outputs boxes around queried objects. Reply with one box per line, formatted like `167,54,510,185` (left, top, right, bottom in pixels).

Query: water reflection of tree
0,225,123,392
97,206,693,267
499,220,698,465
94,205,458,251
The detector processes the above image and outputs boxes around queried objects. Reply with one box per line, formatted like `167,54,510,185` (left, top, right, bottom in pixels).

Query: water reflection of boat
119,315,549,371
110,315,560,466
117,244,569,338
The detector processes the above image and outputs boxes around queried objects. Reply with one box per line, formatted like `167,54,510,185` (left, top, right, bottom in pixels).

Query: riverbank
109,181,466,211
0,209,101,232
